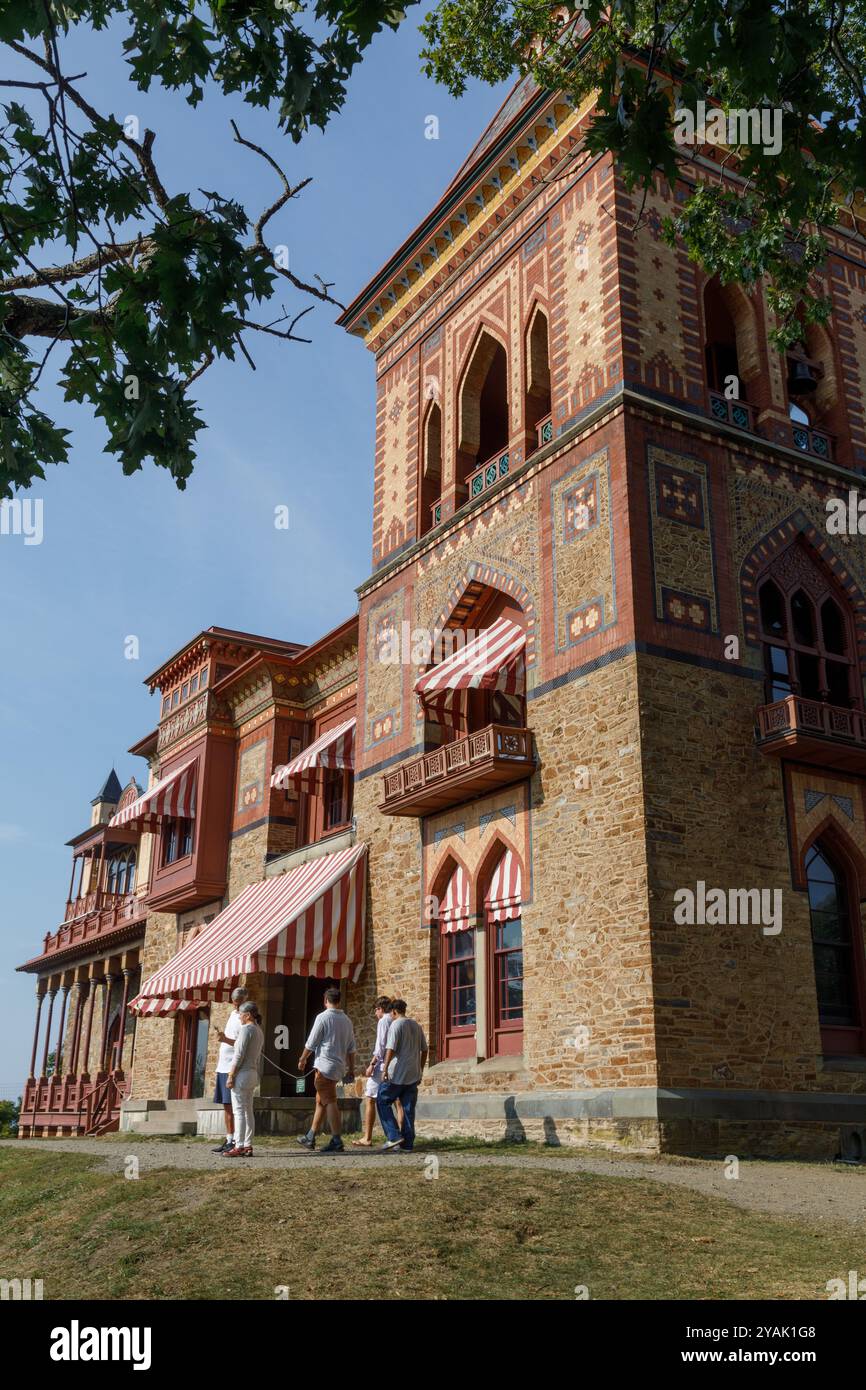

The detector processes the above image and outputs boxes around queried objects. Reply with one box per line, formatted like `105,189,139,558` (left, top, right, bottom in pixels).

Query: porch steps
123,1100,201,1136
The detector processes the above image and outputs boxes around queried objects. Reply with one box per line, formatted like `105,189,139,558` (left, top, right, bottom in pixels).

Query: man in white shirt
297,987,356,1154
211,986,248,1154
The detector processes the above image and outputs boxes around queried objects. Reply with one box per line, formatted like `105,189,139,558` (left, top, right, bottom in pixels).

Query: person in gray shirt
297,986,356,1154
376,999,428,1153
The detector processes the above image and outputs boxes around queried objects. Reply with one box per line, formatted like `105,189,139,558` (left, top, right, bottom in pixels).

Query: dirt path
4,1138,865,1228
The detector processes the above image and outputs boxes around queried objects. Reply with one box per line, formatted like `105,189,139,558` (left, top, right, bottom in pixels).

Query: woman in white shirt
224,1002,264,1157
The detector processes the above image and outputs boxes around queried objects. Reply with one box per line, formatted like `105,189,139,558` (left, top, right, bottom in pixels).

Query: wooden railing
64,889,128,922
381,723,532,810
20,1071,127,1137
43,892,144,958
756,695,866,748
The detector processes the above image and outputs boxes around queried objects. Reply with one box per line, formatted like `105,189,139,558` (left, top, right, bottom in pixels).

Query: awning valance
271,717,356,793
128,996,210,1017
136,842,367,1002
440,864,471,935
415,617,525,701
109,759,196,831
485,849,522,923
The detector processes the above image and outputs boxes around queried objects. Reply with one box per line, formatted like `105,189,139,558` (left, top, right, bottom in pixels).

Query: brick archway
431,561,538,669
740,511,866,665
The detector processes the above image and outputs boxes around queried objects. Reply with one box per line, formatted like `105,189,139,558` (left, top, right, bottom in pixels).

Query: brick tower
338,64,866,1156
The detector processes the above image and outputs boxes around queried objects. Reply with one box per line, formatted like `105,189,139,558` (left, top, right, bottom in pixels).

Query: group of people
211,986,428,1159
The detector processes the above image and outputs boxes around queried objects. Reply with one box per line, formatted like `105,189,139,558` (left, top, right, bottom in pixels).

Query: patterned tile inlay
648,445,717,632
551,448,616,653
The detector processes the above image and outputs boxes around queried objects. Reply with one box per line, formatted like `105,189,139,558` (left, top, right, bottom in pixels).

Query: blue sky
0,13,505,1097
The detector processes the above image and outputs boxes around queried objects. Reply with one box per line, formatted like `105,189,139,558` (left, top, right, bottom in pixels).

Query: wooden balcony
37,892,146,964
756,696,866,773
19,1072,127,1137
380,723,534,817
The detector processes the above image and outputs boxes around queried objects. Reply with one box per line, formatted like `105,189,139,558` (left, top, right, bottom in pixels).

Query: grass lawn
0,1148,858,1300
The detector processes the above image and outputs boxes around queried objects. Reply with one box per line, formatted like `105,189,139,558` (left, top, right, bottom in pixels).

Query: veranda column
80,972,100,1079
115,967,133,1071
68,980,87,1074
40,986,58,1079
53,982,71,1077
98,973,117,1073
28,985,46,1080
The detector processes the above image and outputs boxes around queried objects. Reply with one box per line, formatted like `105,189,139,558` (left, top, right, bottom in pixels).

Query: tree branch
0,239,147,293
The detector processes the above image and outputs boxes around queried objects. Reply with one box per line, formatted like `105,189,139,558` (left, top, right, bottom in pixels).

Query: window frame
161,816,194,868
487,914,524,1056
805,840,866,1056
439,926,477,1060
757,550,860,710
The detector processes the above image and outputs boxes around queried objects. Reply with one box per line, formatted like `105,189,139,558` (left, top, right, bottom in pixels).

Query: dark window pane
767,647,789,676
821,599,847,655
497,918,522,950
826,662,851,707
797,652,821,698
810,909,851,944
500,976,524,1019
759,582,786,637
791,590,816,647
807,878,838,913
813,944,858,1025
453,960,475,990
448,929,475,959
807,843,861,1029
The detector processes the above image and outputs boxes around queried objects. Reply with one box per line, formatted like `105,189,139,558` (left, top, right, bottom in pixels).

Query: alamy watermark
673,882,782,935
0,497,43,545
674,101,782,157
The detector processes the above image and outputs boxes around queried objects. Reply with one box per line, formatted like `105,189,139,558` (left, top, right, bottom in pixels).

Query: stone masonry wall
352,651,656,1096
639,652,866,1100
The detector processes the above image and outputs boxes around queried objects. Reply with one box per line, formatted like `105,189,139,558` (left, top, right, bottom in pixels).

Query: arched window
457,330,509,491
806,841,866,1054
525,307,551,453
123,850,136,895
419,400,442,536
704,277,744,398
757,544,859,708
484,847,524,1056
437,864,476,1060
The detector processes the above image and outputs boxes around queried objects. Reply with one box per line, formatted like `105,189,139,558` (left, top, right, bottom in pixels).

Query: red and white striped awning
415,617,525,703
128,996,208,1017
109,759,196,831
136,842,367,1002
271,717,356,794
440,864,471,934
485,849,523,923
